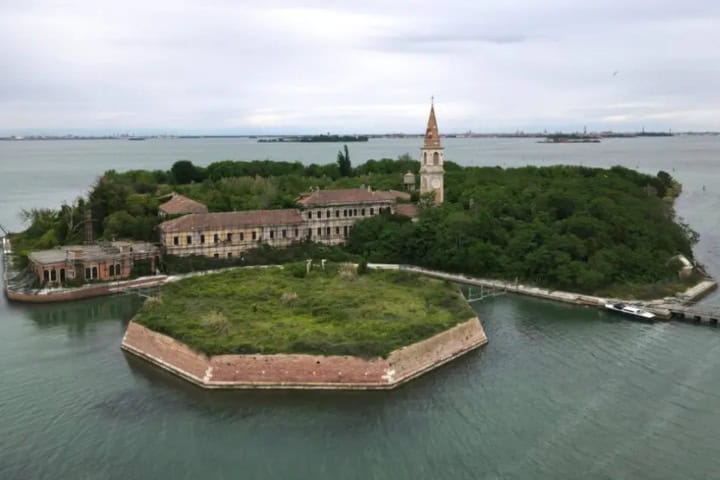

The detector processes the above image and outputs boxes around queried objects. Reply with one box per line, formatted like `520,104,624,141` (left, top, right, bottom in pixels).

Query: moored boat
604,302,656,321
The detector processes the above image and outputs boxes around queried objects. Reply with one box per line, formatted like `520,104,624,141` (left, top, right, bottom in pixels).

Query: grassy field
133,263,476,358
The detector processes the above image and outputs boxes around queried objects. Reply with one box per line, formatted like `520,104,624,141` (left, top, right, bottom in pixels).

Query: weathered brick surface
121,318,487,390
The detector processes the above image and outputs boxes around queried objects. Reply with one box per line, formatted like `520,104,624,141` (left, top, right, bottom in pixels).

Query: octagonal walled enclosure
121,317,487,390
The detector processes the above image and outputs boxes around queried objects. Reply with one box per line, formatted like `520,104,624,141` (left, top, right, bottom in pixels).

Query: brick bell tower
419,99,444,204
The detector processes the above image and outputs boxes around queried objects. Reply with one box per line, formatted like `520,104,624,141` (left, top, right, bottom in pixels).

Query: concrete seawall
121,317,488,390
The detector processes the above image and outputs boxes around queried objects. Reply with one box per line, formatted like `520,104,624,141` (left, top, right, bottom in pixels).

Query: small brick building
28,241,160,287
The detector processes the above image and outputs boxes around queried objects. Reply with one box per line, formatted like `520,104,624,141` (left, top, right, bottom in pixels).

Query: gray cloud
0,0,719,133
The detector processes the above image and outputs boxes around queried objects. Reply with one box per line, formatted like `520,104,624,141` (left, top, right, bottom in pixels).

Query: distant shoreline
3,131,715,141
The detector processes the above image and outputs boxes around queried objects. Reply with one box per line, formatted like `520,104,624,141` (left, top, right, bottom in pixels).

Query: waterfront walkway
368,263,718,321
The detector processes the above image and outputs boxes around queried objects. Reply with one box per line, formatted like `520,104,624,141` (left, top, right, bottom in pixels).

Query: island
258,134,369,143
121,264,487,389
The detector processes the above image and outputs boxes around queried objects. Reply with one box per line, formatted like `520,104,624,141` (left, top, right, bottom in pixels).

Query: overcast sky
2,0,719,134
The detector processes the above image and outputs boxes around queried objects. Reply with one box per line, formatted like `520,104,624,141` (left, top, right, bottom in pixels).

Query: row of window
306,206,392,220
43,268,66,282
173,228,302,246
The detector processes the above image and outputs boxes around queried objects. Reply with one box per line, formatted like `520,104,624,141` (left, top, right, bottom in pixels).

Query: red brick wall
121,318,488,390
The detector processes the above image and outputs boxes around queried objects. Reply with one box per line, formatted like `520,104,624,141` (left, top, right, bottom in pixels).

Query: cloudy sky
2,0,719,134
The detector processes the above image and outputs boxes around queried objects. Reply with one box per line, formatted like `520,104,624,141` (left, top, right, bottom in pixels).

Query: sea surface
2,137,720,479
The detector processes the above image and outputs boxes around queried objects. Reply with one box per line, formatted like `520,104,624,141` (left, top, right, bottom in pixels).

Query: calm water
2,137,720,479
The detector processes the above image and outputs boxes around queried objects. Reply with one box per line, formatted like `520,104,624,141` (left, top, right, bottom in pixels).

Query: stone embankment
121,317,488,390
368,263,718,319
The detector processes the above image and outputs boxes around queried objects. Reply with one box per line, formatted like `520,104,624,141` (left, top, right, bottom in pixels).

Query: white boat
604,302,656,321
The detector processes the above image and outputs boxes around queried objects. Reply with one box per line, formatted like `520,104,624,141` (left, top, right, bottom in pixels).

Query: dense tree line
347,165,697,295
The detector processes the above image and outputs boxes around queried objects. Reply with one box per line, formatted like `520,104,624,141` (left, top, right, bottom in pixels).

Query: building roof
423,103,442,149
28,242,158,265
296,188,399,207
158,209,304,233
386,189,412,201
158,194,208,215
395,203,419,218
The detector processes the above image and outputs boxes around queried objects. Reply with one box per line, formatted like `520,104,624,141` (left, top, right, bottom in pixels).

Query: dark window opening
282,230,287,238
173,236,179,246
200,234,205,244
214,234,219,243
43,270,50,282
109,265,115,276
115,264,121,276
227,233,233,242
308,212,312,219
240,232,244,241
317,227,322,236
326,227,330,236
85,268,91,280
270,230,274,239
361,208,365,216
252,231,257,240
60,269,65,282
186,235,192,245
294,229,299,237
50,269,57,281
370,207,374,215
228,252,233,258
214,253,219,259
335,227,340,235
92,267,98,279
335,210,340,218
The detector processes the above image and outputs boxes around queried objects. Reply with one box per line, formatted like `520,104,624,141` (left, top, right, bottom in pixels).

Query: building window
43,270,49,282
200,234,205,244
326,210,331,218
50,269,57,281
92,267,98,279
252,231,257,240
317,227,322,236
326,227,331,236
109,264,115,276
282,230,287,238
85,268,91,280
370,207,374,215
214,253,219,259
186,235,192,245
343,209,347,217
308,211,312,219
343,226,348,237
214,234,219,243
433,152,440,165
60,269,65,282
227,233,233,242
308,228,312,238
335,227,340,235
353,209,358,216
240,232,244,241
361,208,365,216
228,252,233,258
173,236,179,246
294,229,299,237
115,264,121,276
335,210,340,218
423,152,428,164
270,230,275,239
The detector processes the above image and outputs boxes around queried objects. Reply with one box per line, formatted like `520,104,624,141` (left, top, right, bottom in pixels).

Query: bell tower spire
419,100,444,204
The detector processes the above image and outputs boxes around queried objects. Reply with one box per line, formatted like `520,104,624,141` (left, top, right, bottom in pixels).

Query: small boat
604,302,656,321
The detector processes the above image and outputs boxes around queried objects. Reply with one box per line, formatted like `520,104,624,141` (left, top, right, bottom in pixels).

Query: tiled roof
158,209,303,233
296,188,399,207
158,194,208,215
386,189,412,201
395,204,419,218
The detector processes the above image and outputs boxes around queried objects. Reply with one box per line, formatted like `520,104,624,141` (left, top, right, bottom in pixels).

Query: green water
2,137,720,479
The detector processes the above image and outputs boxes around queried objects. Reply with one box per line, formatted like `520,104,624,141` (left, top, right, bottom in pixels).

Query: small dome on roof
403,171,415,184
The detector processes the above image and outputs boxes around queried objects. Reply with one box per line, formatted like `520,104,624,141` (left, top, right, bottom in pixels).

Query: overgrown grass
134,264,476,358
